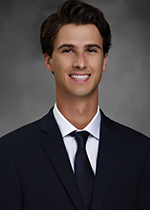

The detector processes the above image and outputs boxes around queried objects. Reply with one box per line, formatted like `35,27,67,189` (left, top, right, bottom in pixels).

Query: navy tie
71,131,94,210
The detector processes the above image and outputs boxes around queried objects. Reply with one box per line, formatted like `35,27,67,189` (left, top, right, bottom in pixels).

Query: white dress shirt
53,103,101,174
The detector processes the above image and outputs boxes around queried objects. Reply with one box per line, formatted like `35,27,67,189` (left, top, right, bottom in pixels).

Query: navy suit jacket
0,108,150,210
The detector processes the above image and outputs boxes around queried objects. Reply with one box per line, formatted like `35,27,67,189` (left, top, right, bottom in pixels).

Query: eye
87,48,96,53
63,49,72,53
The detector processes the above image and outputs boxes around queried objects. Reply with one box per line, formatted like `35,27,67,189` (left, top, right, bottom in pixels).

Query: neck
56,95,98,130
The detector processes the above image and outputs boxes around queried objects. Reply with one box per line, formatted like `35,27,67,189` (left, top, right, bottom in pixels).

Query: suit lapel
38,109,122,210
91,111,122,210
39,109,83,210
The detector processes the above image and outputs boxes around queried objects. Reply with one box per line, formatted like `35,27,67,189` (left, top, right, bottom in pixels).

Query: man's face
44,24,108,100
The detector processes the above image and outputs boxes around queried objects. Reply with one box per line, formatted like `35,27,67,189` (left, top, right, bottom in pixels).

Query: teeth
70,75,89,80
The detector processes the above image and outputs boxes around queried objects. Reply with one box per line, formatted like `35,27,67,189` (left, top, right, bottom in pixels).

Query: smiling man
0,1,150,210
44,23,108,130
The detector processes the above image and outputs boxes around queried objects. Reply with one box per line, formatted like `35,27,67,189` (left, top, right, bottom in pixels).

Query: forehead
53,24,103,48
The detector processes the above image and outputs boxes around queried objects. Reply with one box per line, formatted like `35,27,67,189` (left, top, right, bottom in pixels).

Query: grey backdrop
0,0,150,137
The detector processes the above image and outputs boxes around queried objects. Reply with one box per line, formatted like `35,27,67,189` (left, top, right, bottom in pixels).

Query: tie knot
71,131,89,149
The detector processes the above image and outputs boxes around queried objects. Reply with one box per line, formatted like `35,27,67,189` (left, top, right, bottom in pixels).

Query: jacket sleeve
0,142,22,210
137,150,150,210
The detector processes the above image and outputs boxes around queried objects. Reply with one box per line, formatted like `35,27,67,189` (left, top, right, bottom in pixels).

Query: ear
102,53,108,72
44,53,53,72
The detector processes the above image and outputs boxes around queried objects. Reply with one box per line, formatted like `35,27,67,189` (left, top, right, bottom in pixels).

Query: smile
69,74,91,81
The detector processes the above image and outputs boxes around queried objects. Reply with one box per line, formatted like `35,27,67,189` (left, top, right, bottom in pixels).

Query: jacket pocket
105,184,135,198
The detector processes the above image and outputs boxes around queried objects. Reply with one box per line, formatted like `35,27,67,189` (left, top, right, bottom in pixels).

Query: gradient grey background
0,0,150,137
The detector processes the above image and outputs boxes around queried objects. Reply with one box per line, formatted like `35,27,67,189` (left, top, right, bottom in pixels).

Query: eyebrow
84,44,101,50
57,44,101,50
57,44,76,50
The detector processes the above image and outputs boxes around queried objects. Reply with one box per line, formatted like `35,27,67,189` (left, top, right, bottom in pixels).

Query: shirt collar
53,103,101,140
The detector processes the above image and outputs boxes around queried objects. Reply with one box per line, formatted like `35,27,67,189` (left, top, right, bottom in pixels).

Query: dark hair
40,0,112,58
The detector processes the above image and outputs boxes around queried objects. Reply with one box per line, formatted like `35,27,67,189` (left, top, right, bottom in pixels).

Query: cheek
53,56,69,72
51,60,62,74
52,60,69,83
91,61,103,74
89,56,103,67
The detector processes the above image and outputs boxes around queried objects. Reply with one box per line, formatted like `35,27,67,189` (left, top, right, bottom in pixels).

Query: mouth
69,74,91,81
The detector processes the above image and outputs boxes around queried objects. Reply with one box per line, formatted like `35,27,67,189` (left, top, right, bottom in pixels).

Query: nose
73,53,87,70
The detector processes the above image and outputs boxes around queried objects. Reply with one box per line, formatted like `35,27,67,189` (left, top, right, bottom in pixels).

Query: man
0,0,150,210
